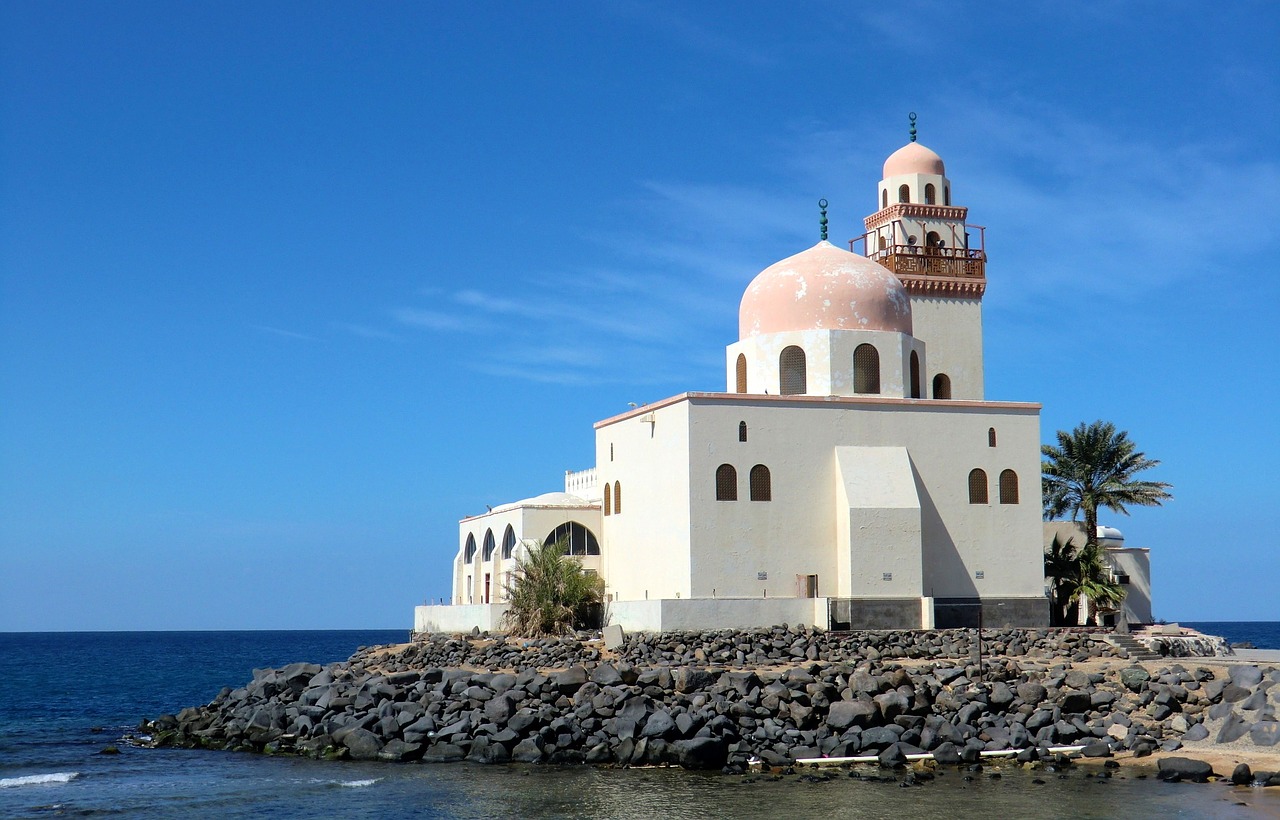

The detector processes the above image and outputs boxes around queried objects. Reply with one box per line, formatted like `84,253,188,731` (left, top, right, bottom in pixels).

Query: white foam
0,772,80,789
308,777,381,789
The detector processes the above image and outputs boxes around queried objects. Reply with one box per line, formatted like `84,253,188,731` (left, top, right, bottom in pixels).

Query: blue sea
2,627,1279,818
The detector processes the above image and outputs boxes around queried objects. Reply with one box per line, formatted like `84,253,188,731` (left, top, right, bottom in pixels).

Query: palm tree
1042,420,1172,625
501,538,604,637
1045,533,1129,626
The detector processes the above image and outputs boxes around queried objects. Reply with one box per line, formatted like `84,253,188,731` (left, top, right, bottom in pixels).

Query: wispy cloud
254,325,317,341
390,307,476,332
334,322,399,341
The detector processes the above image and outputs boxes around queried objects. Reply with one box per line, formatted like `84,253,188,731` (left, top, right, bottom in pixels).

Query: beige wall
726,329,925,400
909,296,984,400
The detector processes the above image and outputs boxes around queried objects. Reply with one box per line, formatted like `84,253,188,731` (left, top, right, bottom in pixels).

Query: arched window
988,427,997,447
881,189,888,209
898,184,910,203
749,464,772,501
933,373,951,399
968,469,989,504
738,421,747,442
944,186,951,206
925,183,936,205
779,346,807,395
464,533,477,563
999,469,1019,504
878,234,886,250
482,528,495,561
603,483,611,516
926,231,941,247
544,522,600,556
716,464,738,501
909,351,921,399
613,481,621,514
501,525,516,559
735,354,747,393
854,344,880,394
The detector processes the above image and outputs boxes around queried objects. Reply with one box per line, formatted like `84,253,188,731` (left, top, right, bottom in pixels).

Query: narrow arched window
613,481,621,514
501,525,516,559
878,234,886,250
909,351,921,399
854,344,880,394
735,353,747,393
988,428,997,447
999,469,1019,504
544,522,601,556
933,373,951,399
779,346,806,395
925,183,936,205
944,186,951,206
603,483,611,516
738,421,747,442
968,469,989,504
464,533,477,563
749,464,771,501
716,464,738,501
482,529,495,561
926,230,941,247
881,189,888,209
898,184,910,203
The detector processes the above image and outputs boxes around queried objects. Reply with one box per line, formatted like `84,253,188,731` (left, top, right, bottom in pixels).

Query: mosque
415,119,1053,633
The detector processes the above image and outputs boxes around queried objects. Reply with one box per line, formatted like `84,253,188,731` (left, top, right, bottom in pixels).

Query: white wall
727,329,922,400
609,597,827,632
415,603,508,634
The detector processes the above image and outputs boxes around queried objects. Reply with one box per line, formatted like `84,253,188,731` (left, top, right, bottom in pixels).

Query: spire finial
909,111,917,142
818,198,828,241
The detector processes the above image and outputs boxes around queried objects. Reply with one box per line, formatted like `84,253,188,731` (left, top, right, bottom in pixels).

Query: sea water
2,628,1278,819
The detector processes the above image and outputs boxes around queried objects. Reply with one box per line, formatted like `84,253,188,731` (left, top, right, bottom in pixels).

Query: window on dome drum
881,189,888,209
779,346,807,395
464,533,477,563
988,427,997,447
749,464,772,501
482,528,495,561
909,351,921,399
613,481,621,514
501,525,516,559
735,354,747,393
999,469,1019,504
603,483,611,516
739,421,747,442
716,464,738,501
898,184,910,203
933,373,951,399
854,344,880,394
544,522,600,556
944,186,951,206
968,468,989,504
925,183,936,205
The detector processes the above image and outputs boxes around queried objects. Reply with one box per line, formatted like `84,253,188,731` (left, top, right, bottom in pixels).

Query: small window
968,469,989,504
988,428,997,447
975,570,985,580
501,525,516,559
926,230,941,247
738,421,747,442
1115,574,1131,585
882,572,893,582
944,186,950,206
909,351,921,399
482,529,495,561
933,373,951,399
610,443,614,462
464,533,477,563
603,483,611,516
613,481,621,514
735,353,747,393
878,234,886,250
854,344,880,394
779,346,806,395
925,183,936,204
881,189,888,209
749,464,771,501
716,464,738,501
999,469,1019,504
898,184,910,203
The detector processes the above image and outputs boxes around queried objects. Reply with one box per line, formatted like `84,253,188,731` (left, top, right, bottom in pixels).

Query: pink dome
739,241,912,338
883,141,945,177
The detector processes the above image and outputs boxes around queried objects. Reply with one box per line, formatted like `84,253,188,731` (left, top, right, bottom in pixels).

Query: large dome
739,241,912,338
883,141,945,178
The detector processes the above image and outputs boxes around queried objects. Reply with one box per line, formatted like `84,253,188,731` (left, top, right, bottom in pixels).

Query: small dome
883,141,945,178
739,241,912,338
492,492,592,514
1097,525,1125,545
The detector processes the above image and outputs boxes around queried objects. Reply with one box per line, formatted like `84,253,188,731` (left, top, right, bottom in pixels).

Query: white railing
564,467,598,496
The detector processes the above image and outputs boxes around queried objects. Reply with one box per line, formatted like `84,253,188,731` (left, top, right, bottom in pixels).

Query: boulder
1119,667,1150,692
1157,756,1214,783
672,737,728,769
1230,666,1264,689
1232,763,1253,786
1060,690,1092,714
1182,723,1210,742
341,728,383,761
641,710,676,739
1079,741,1112,758
827,700,877,730
932,741,962,764
878,743,907,768
553,666,589,695
1250,722,1280,747
1017,682,1047,705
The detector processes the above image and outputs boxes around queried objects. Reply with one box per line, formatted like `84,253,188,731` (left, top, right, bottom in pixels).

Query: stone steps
1106,633,1162,661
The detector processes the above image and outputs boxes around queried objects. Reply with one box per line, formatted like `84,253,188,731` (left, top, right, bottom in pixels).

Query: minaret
857,114,986,400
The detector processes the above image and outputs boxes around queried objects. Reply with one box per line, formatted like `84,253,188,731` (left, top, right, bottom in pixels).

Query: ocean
1,627,1278,818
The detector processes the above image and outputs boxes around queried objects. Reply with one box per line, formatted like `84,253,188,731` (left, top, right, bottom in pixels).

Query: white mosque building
415,122,1052,633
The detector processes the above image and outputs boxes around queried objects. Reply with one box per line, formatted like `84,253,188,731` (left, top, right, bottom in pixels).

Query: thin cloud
253,325,317,342
334,322,399,341
390,307,475,332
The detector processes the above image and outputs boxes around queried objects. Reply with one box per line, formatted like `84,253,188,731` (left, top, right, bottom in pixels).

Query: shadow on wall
913,458,980,628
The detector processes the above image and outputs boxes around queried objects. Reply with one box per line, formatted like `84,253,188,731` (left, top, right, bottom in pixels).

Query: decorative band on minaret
909,112,917,143
818,199,829,241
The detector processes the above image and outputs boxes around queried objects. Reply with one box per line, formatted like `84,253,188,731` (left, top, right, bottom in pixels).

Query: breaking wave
0,772,80,789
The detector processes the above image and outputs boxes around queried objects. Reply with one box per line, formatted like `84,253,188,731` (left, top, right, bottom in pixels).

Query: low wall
414,603,507,634
608,597,827,632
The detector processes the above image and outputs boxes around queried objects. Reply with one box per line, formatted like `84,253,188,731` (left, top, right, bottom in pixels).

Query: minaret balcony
856,244,987,296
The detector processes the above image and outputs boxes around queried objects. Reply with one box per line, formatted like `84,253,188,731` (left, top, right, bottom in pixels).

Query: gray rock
1223,684,1252,703
342,728,383,761
1217,712,1251,743
1060,690,1092,714
553,666,589,695
642,710,676,739
1157,756,1214,782
827,700,877,730
1183,723,1210,741
1119,667,1150,692
1250,722,1279,747
1230,666,1264,689
377,739,423,762
511,737,545,762
932,741,962,764
1017,682,1047,704
672,737,727,769
878,743,907,768
1079,741,1112,758
1232,763,1253,785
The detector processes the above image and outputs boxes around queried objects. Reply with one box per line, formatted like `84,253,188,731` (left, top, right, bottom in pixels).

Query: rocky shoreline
140,627,1279,787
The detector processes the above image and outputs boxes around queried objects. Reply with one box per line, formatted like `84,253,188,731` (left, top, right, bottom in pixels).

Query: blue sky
2,2,1277,630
